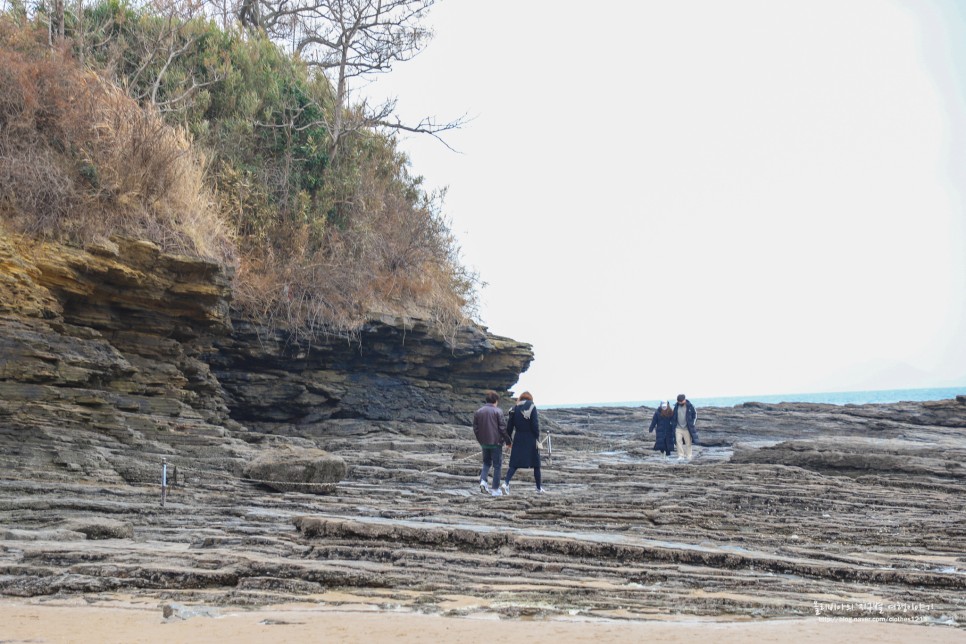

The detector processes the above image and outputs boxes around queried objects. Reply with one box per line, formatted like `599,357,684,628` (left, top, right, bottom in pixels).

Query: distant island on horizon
542,385,966,409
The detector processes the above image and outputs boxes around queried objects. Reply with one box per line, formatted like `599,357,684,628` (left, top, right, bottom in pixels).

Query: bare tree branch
375,112,470,153
155,73,225,112
235,0,461,158
150,32,199,104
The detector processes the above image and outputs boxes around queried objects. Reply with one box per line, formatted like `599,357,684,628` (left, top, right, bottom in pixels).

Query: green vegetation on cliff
0,0,475,336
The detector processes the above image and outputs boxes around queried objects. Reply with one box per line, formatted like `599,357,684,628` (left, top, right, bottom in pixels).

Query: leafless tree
237,0,465,158
51,0,65,42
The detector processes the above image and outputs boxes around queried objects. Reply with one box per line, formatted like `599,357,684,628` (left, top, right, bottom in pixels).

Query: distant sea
544,386,965,409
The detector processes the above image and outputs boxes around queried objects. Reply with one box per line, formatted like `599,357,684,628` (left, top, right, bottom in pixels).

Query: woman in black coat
500,391,543,494
649,400,675,460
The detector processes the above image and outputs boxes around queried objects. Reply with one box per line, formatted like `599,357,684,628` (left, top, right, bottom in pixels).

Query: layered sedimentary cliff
0,235,240,485
0,234,534,485
212,314,532,427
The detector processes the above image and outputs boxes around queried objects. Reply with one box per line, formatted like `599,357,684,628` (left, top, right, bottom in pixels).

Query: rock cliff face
0,235,241,485
0,234,534,484
212,315,532,427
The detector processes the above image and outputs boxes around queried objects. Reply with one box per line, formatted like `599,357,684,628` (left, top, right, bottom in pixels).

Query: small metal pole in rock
160,457,168,507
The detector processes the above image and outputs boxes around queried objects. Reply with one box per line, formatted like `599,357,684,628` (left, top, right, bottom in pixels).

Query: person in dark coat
500,391,543,495
648,401,675,460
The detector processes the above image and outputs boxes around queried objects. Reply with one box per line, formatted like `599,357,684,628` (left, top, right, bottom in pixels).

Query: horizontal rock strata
0,235,247,488
1,233,963,630
0,234,532,488
2,400,964,628
211,315,532,427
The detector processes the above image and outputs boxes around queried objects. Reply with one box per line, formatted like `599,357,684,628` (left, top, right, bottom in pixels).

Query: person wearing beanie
648,400,675,460
670,394,698,462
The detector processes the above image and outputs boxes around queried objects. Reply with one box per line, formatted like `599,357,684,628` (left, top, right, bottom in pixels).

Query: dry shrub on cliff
0,16,476,338
232,136,478,339
0,26,233,263
233,219,475,339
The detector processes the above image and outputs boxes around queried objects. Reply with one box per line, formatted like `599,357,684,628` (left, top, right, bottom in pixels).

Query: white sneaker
500,482,509,496
479,480,490,493
490,488,503,497
536,487,545,494
677,457,685,463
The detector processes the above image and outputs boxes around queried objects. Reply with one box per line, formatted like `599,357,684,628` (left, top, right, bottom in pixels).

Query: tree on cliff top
235,0,464,159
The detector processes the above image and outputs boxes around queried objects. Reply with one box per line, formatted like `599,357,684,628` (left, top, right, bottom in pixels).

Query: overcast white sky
371,0,966,405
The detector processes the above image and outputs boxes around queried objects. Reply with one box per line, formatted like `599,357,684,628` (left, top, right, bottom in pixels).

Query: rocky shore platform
1,237,963,637
2,397,964,634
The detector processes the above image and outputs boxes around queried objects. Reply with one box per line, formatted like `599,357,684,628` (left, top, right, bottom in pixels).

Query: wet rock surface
2,400,964,628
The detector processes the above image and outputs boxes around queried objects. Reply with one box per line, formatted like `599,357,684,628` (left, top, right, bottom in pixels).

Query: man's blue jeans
479,446,503,488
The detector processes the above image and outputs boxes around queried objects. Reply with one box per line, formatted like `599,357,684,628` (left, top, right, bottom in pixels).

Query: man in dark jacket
473,391,509,495
670,393,698,462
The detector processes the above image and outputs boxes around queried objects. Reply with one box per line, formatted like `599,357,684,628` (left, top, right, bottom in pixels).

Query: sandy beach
1,598,961,644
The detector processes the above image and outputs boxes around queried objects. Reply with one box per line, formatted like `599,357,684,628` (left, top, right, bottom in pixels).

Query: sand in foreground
1,600,960,644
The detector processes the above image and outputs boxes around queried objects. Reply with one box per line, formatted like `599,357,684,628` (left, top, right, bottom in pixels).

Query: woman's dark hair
660,403,673,418
518,391,533,402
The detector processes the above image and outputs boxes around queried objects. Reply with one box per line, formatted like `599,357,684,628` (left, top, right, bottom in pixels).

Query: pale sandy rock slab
243,446,347,493
61,518,134,540
0,528,86,541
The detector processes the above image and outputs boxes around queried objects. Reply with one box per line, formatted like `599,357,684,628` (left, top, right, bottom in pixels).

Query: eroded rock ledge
0,235,533,486
212,314,532,427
